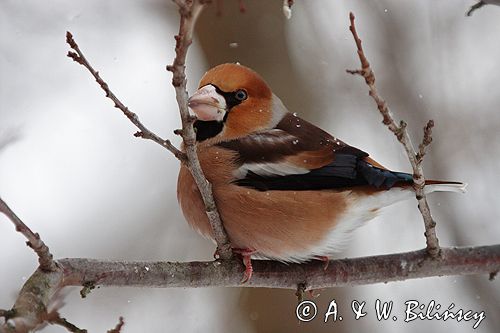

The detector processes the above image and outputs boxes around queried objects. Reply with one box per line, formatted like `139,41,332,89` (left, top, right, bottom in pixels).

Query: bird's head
188,63,286,141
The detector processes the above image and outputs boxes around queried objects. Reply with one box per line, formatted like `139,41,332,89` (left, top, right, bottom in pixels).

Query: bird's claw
315,255,330,270
232,248,256,283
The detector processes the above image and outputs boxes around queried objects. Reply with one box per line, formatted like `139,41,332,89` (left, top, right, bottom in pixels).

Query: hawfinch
177,63,465,281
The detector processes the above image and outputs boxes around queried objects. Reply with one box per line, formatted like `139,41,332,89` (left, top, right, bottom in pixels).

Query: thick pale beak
188,85,227,122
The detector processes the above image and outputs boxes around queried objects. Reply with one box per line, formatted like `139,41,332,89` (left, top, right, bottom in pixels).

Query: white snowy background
1,1,499,332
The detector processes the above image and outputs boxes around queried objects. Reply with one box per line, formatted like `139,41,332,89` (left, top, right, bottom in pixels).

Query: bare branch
65,0,232,259
0,197,56,272
166,0,233,259
107,317,124,333
7,245,498,332
6,4,498,333
416,120,434,164
47,312,87,333
467,1,486,16
465,1,500,16
295,283,306,304
65,32,186,163
0,309,15,320
19,245,500,291
0,128,21,153
346,12,441,257
2,195,499,332
64,1,232,264
3,268,64,332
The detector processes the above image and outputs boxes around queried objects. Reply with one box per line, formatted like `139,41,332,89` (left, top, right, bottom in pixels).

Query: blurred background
1,0,499,332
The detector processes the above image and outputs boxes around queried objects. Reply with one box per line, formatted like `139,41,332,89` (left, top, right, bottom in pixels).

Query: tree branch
0,197,56,272
9,245,500,293
4,188,495,331
467,1,486,16
1,268,64,332
3,5,498,333
66,0,232,260
166,0,233,259
65,32,186,163
466,0,500,16
47,312,88,333
106,317,125,333
3,189,500,322
59,245,500,289
346,12,441,257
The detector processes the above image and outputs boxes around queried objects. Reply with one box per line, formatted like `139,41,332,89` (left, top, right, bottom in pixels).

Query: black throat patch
194,120,224,142
193,84,245,142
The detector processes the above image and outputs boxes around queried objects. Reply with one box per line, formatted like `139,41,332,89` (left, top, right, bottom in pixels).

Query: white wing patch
245,128,295,144
235,161,309,179
232,128,310,179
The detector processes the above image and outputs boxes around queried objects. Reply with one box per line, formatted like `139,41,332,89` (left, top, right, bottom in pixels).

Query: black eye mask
212,84,247,110
193,84,248,142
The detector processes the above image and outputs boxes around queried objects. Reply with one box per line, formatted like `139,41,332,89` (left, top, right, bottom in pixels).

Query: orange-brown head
188,63,287,141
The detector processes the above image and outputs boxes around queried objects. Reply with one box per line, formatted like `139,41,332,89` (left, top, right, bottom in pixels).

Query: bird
177,63,465,282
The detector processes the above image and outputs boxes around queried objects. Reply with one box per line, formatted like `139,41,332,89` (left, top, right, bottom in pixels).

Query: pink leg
232,248,256,283
309,256,329,297
315,255,330,270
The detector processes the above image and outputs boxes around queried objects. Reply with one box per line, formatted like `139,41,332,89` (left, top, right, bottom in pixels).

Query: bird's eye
235,89,248,101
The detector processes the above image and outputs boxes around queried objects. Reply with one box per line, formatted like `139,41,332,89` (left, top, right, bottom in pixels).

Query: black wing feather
235,159,413,191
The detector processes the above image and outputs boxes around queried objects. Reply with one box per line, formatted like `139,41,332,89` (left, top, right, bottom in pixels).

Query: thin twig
0,197,57,272
65,32,186,163
166,0,233,259
416,120,434,164
346,12,441,257
66,0,232,259
107,317,125,333
0,309,14,319
65,0,233,264
466,1,486,16
48,312,88,333
295,283,306,304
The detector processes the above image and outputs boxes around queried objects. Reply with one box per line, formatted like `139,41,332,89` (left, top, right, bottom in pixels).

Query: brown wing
217,113,413,190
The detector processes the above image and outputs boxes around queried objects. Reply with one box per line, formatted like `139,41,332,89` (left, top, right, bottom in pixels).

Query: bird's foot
309,256,328,298
315,255,330,270
232,248,256,283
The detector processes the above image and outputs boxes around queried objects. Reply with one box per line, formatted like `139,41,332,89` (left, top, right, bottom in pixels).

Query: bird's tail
358,160,467,193
423,180,467,194
353,179,467,217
